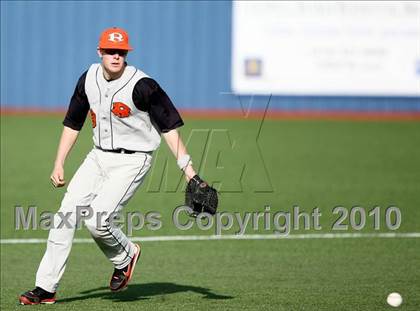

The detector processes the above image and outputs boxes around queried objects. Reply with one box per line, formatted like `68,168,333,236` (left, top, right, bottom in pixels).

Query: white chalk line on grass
1,232,420,244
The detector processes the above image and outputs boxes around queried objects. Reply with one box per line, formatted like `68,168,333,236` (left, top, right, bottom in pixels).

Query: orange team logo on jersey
112,102,131,118
90,109,97,128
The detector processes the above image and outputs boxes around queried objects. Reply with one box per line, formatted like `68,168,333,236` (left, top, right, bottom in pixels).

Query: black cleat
19,287,56,305
110,243,141,292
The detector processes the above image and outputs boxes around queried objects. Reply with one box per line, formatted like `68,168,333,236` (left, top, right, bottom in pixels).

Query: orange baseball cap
98,27,133,51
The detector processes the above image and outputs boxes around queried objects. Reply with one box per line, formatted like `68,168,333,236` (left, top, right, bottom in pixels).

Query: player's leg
83,150,152,291
20,150,104,304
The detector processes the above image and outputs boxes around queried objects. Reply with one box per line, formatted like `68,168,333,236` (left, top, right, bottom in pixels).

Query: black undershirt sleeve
63,71,89,131
132,78,184,133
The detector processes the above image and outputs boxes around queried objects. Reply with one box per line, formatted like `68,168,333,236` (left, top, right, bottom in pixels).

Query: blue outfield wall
1,1,419,112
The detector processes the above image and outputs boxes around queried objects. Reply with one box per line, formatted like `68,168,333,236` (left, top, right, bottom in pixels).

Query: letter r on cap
108,32,124,42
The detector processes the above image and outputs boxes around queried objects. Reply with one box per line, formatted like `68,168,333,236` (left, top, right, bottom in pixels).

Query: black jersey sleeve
63,71,89,131
132,78,184,133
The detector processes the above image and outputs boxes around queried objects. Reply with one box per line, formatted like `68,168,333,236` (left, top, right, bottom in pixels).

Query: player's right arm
50,127,79,187
51,71,89,188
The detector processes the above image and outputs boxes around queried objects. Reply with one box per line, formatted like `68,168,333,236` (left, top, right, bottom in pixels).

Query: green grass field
1,115,420,310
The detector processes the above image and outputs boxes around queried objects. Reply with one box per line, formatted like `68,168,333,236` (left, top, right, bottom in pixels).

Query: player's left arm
137,77,218,214
162,129,196,181
133,78,196,180
163,129,218,216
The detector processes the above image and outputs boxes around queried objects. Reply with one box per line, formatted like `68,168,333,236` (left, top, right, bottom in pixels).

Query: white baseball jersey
63,63,184,151
85,64,161,152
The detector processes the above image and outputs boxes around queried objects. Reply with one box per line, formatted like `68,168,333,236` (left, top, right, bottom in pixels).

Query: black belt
95,147,137,154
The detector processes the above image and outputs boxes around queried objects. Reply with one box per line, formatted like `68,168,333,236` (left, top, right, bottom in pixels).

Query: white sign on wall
232,1,420,96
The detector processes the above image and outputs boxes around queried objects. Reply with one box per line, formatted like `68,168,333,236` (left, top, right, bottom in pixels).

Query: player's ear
97,48,103,58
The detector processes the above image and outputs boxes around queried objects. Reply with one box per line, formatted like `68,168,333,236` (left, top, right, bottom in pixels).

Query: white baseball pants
35,148,152,292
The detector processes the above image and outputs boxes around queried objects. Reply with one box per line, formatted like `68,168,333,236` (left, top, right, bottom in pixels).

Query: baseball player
19,27,215,305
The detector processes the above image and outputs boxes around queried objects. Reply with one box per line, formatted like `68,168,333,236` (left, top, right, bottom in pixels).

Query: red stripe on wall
1,107,420,121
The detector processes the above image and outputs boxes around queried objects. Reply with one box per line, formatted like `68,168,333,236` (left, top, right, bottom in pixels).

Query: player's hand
50,165,66,188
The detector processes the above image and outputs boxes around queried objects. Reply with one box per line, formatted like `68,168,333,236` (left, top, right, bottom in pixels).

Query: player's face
98,49,128,77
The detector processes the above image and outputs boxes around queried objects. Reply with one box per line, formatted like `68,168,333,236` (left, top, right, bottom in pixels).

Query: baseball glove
185,175,218,217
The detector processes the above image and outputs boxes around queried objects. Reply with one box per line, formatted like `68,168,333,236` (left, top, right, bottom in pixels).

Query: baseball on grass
387,292,402,307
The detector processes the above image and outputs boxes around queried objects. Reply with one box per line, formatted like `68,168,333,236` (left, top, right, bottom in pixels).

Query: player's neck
102,64,126,81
